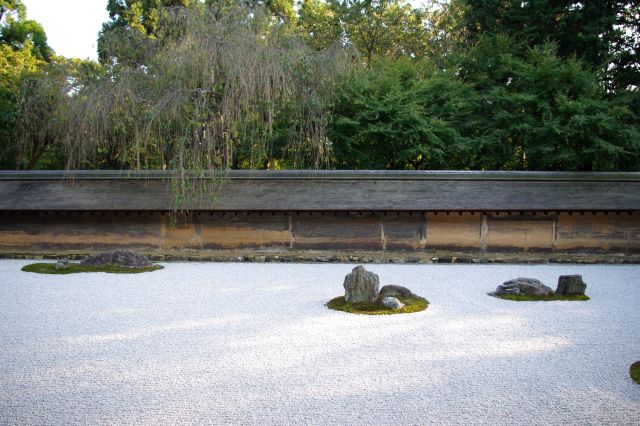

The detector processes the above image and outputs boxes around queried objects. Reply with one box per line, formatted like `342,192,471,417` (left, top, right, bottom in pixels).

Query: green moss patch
326,295,428,315
488,292,589,302
631,361,640,385
21,263,163,274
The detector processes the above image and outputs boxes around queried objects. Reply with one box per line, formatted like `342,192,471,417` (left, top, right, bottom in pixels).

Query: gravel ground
1,260,639,425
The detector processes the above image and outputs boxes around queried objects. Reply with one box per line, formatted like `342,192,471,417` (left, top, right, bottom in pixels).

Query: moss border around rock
631,361,640,385
21,263,163,274
326,295,429,315
488,292,589,302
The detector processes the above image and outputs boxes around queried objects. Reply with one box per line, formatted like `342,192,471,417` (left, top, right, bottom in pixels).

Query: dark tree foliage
15,5,348,179
455,36,640,170
457,0,640,90
330,59,470,169
5,0,640,173
330,38,640,171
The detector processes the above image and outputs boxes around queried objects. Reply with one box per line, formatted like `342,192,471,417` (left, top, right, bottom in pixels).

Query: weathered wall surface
1,211,639,257
2,171,639,261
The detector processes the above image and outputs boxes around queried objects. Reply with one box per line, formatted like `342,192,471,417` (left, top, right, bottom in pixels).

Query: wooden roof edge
2,208,639,213
2,170,640,182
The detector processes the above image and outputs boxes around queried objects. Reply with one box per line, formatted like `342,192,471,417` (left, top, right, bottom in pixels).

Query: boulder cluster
494,275,587,296
343,265,417,309
55,259,70,270
80,250,153,269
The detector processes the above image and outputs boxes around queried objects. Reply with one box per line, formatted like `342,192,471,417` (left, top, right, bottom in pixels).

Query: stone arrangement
343,265,418,310
343,265,380,303
80,250,153,269
379,284,416,298
494,277,554,296
381,297,405,309
556,275,587,295
493,275,587,297
54,259,70,270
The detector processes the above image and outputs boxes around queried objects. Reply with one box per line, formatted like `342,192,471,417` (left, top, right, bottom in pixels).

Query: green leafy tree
0,0,53,168
17,6,348,179
99,0,297,65
98,0,204,65
454,36,640,170
207,0,296,23
13,58,107,170
298,0,429,62
0,1,25,22
1,0,52,61
456,0,640,90
331,36,640,171
297,0,342,49
330,59,470,169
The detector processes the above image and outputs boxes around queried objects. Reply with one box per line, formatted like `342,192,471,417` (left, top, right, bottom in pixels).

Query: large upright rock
495,277,553,296
556,275,587,295
343,265,379,303
80,250,153,269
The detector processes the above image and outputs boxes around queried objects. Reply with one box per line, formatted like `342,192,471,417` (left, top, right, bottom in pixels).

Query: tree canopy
3,0,640,174
0,0,54,168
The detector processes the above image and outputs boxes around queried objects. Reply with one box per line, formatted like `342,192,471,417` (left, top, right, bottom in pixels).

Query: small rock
343,265,379,303
379,285,416,299
495,277,553,296
255,256,266,263
382,297,404,309
556,275,587,295
54,259,70,270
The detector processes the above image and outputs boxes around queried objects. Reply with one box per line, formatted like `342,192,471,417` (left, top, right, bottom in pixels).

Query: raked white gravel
1,260,639,425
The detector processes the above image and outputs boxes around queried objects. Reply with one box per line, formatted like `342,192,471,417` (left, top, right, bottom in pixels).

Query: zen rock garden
490,275,589,301
327,265,428,314
80,250,154,269
23,250,162,274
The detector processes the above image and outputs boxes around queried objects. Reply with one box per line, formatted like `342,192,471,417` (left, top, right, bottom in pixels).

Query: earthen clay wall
1,210,638,259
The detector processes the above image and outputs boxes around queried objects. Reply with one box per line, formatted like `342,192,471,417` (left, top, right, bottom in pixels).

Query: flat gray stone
495,277,553,296
379,285,415,299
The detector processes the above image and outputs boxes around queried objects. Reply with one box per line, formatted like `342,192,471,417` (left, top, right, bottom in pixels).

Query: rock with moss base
379,284,416,299
55,259,70,270
343,265,379,303
80,250,153,269
630,361,640,385
381,297,404,309
495,277,553,296
556,275,587,295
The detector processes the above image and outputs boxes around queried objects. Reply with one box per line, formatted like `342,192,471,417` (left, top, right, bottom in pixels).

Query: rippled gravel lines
1,260,639,425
